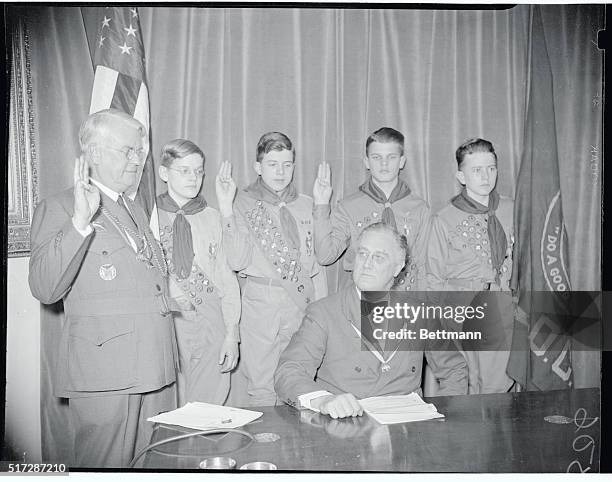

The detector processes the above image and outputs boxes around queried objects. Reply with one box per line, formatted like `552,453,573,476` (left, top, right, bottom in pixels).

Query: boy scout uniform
223,190,320,406
313,188,431,290
157,206,240,406
426,195,514,394
29,187,177,467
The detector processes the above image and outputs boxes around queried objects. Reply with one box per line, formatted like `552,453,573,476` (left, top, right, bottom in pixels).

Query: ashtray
199,457,237,469
239,461,278,470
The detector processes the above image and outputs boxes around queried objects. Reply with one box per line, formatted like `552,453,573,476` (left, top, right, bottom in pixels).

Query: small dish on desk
199,457,237,469
239,461,277,470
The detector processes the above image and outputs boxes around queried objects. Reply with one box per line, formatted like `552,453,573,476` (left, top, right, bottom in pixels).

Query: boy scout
29,109,176,467
313,127,430,290
426,138,514,394
156,138,240,406
216,131,327,406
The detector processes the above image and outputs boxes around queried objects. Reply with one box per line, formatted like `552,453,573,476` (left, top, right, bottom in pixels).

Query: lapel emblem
99,263,117,281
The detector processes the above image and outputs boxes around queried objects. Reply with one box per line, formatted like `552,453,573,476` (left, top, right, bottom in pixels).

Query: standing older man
29,109,177,467
274,223,467,419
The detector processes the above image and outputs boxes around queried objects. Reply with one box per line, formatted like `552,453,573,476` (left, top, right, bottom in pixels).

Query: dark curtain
18,5,602,460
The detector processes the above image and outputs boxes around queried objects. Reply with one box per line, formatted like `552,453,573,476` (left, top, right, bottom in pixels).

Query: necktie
117,194,138,231
117,194,142,251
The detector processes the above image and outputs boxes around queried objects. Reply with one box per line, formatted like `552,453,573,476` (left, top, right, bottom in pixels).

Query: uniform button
411,366,416,373
155,284,161,292
354,366,362,372
102,250,108,256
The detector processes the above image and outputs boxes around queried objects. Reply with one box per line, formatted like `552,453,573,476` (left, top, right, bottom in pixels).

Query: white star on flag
102,16,111,28
130,8,138,17
119,42,133,55
124,24,137,37
98,36,105,47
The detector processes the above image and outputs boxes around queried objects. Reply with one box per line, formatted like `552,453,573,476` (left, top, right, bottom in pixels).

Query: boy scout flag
506,6,573,390
88,6,156,218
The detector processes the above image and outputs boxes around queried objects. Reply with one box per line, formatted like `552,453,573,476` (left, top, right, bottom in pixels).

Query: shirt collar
90,178,121,202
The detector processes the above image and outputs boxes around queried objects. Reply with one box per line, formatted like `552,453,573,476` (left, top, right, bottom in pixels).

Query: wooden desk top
143,388,600,472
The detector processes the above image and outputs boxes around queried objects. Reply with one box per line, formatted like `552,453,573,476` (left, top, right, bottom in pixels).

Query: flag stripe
110,72,140,115
133,83,150,133
89,65,118,113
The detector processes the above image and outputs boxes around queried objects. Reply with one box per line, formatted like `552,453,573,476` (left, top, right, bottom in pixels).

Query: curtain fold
16,5,603,460
26,6,94,464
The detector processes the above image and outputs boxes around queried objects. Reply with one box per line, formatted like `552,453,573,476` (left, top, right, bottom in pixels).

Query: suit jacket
274,284,467,407
29,188,177,398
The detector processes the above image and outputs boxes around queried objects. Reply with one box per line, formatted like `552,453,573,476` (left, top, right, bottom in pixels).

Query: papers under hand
147,402,263,430
359,393,445,425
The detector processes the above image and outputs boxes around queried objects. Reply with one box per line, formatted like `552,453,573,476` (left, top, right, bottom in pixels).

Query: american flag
89,6,156,218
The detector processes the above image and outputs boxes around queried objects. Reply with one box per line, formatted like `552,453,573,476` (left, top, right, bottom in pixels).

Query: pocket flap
89,232,132,256
70,317,134,346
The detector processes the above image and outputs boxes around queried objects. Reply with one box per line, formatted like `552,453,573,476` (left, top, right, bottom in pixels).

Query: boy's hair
160,139,205,168
365,127,405,156
256,132,295,163
455,138,497,169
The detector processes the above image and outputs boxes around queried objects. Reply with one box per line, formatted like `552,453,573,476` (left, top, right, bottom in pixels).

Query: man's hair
160,139,205,168
455,138,497,169
365,127,405,156
256,132,295,163
357,222,408,266
78,108,145,154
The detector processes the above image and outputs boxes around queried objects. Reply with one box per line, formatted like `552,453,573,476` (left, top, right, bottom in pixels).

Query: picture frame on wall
8,16,38,258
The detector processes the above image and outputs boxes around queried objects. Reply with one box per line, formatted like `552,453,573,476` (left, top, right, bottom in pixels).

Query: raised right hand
72,156,100,231
311,392,363,419
215,160,237,217
313,161,332,205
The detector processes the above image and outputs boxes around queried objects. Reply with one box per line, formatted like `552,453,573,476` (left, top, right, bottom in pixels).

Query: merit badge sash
158,210,219,310
238,195,314,310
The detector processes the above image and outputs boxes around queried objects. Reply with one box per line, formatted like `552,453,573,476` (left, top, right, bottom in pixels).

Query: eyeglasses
166,166,205,177
104,145,146,162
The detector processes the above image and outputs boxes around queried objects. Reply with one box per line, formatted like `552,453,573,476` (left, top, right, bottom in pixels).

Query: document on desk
359,393,445,425
147,402,263,430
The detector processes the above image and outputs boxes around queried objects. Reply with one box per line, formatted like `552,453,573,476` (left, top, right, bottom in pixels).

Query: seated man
274,223,467,419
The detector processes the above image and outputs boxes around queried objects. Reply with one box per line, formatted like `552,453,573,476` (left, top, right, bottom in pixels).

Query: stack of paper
147,402,263,430
359,393,445,425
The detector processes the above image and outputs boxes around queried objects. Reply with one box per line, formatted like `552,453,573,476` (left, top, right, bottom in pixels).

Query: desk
143,388,599,472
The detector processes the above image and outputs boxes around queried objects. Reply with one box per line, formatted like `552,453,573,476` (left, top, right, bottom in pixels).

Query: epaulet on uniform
434,202,455,218
340,190,367,205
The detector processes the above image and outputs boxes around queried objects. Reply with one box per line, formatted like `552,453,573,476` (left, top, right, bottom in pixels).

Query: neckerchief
157,192,207,279
451,188,507,284
359,176,412,229
244,176,300,250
